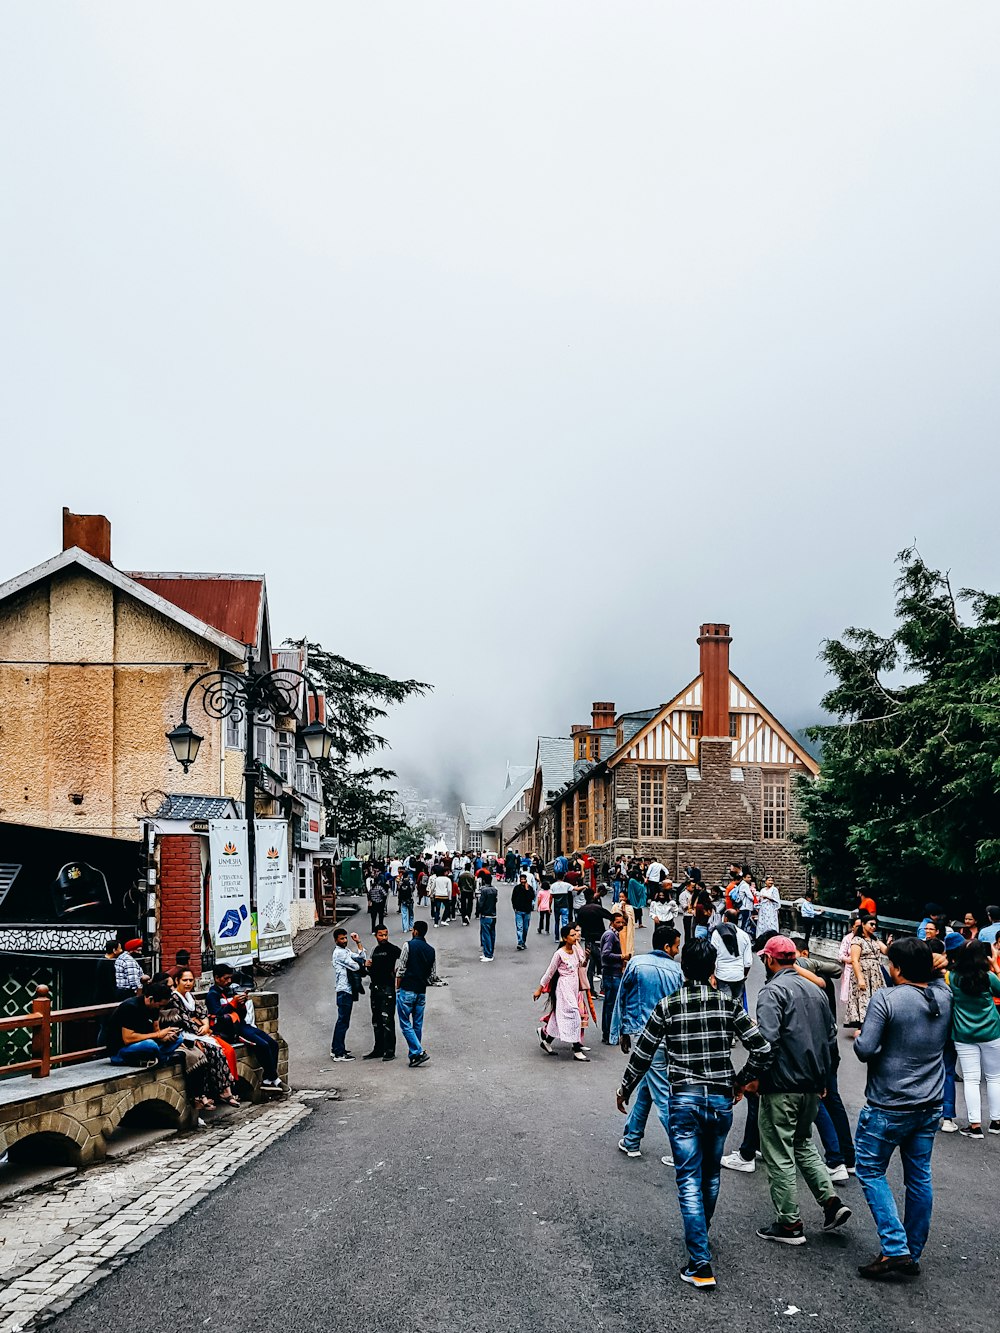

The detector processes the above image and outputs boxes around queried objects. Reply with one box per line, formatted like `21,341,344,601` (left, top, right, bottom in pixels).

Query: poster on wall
208,820,253,966
255,818,294,962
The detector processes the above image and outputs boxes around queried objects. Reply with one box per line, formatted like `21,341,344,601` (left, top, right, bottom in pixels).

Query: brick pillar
158,835,204,976
698,622,732,738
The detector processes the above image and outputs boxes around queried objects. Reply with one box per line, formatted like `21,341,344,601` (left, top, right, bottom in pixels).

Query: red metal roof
129,575,264,648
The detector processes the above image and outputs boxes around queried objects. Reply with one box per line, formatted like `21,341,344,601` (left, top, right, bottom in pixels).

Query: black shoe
679,1263,716,1289
362,1051,382,1061
757,1220,806,1246
858,1254,920,1280
410,1052,430,1068
822,1196,852,1231
382,1053,396,1062
960,1124,985,1139
331,1053,356,1062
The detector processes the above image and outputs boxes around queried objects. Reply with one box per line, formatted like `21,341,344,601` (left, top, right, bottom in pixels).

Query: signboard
255,818,293,962
208,820,253,966
300,800,321,851
0,821,141,928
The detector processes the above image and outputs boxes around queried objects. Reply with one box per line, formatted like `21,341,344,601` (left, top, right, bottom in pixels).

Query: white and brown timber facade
510,624,819,889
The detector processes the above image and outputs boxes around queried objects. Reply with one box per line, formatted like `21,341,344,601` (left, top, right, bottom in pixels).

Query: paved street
29,904,1000,1331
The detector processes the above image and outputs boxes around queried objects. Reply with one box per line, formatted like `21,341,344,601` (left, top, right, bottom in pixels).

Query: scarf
715,923,739,956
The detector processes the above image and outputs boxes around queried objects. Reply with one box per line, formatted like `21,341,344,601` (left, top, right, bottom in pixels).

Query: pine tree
798,548,1000,917
284,638,430,851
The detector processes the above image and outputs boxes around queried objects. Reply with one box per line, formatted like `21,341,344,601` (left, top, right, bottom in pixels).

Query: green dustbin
339,857,363,892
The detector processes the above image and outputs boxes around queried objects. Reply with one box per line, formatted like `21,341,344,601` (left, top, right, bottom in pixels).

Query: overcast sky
2,5,998,808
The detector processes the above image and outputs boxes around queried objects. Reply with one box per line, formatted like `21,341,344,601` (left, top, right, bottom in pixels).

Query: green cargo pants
759,1091,835,1224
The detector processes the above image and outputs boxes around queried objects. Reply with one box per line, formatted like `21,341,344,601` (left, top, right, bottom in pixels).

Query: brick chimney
63,507,111,564
591,702,616,729
698,622,732,738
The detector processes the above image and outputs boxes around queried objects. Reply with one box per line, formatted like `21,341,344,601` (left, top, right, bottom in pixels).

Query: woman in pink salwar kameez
533,924,595,1062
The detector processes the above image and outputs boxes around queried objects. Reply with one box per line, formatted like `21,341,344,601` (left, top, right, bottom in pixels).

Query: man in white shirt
710,911,754,1005
430,869,454,927
646,860,668,894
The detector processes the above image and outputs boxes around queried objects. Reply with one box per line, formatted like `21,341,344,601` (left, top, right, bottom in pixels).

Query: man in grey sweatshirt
853,935,952,1281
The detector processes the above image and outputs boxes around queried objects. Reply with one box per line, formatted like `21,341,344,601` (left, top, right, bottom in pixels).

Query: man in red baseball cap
753,935,852,1246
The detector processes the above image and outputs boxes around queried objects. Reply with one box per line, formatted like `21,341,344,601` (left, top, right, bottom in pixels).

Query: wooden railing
0,986,117,1080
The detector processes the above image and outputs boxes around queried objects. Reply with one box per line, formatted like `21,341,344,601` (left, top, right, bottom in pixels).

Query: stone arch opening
104,1081,187,1138
6,1129,85,1167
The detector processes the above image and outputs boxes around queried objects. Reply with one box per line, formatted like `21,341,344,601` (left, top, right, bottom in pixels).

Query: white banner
255,818,294,962
208,820,253,966
300,799,321,851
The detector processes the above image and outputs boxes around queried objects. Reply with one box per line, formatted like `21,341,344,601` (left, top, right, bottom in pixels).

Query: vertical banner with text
255,818,294,962
208,820,253,966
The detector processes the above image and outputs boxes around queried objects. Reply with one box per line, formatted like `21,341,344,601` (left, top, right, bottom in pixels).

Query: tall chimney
591,702,616,729
698,622,732,738
62,507,111,564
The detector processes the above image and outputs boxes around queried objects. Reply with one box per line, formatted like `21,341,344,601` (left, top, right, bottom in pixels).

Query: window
729,713,740,739
639,767,665,838
298,865,308,899
592,736,600,761
578,793,589,848
689,713,701,737
469,829,483,853
762,776,788,840
594,795,604,844
225,711,245,750
254,725,273,770
277,736,294,781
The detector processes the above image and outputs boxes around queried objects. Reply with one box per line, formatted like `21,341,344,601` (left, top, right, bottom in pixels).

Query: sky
2,4,999,809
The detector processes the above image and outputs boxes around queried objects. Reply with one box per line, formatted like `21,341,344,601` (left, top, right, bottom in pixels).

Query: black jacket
511,883,535,912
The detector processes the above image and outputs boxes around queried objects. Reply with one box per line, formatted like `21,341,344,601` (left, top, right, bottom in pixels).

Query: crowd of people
346,849,1000,1291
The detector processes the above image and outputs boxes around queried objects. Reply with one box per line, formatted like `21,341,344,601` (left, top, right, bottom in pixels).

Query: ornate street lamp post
166,666,333,911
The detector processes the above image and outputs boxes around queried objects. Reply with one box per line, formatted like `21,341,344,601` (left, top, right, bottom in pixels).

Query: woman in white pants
948,940,1000,1139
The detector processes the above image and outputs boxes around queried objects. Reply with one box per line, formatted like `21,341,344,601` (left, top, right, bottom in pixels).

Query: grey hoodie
755,968,837,1094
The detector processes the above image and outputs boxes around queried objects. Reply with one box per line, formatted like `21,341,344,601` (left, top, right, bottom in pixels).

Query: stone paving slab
0,1098,310,1330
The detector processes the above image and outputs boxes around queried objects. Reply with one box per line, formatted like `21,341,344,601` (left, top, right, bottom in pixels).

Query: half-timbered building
520,623,818,890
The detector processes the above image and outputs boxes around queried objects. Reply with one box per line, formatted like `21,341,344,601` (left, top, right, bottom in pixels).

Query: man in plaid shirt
615,937,772,1290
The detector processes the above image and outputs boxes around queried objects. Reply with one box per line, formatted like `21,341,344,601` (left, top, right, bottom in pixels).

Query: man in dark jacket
395,921,438,1067
577,888,614,993
477,873,499,961
754,935,851,1245
511,873,536,951
364,926,401,1062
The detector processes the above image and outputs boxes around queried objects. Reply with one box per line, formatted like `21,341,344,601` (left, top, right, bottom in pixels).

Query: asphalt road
54,902,999,1333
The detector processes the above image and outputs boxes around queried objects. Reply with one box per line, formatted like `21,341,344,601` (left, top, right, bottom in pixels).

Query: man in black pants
577,888,614,995
364,925,401,1062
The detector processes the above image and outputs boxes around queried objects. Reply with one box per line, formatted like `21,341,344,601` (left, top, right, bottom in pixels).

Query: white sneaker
829,1163,849,1184
618,1139,642,1158
720,1151,755,1173
660,1154,674,1167
939,1118,959,1133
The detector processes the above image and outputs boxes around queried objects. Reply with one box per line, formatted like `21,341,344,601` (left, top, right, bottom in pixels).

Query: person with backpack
368,877,388,933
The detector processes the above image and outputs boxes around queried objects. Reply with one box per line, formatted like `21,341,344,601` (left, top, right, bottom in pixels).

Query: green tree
798,548,1000,918
392,821,436,858
283,638,430,851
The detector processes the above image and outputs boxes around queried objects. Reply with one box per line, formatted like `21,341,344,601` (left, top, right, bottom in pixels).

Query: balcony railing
778,901,919,942
0,986,115,1080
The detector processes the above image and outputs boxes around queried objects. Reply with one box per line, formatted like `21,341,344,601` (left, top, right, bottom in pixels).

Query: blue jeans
855,1103,939,1260
622,1048,671,1151
515,911,531,947
601,974,621,1043
814,1068,856,1168
480,916,496,958
111,1036,183,1065
396,989,426,1059
942,1044,957,1120
668,1090,734,1270
612,879,622,903
400,901,414,932
331,992,354,1056
557,906,570,934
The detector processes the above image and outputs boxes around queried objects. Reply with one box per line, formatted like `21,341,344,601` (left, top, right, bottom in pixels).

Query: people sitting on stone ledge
106,979,185,1070
161,967,242,1112
206,963,283,1090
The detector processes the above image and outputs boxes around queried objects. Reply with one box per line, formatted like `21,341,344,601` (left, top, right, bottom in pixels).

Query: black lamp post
166,665,333,911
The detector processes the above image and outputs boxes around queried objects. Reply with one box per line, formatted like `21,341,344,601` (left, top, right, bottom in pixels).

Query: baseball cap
759,934,798,962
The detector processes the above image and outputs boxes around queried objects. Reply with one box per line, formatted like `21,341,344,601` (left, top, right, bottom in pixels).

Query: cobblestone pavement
0,1098,310,1330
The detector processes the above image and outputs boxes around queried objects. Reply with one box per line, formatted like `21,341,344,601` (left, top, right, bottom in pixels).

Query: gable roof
607,671,820,775
535,736,574,798
0,547,248,659
129,571,266,650
460,802,493,832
